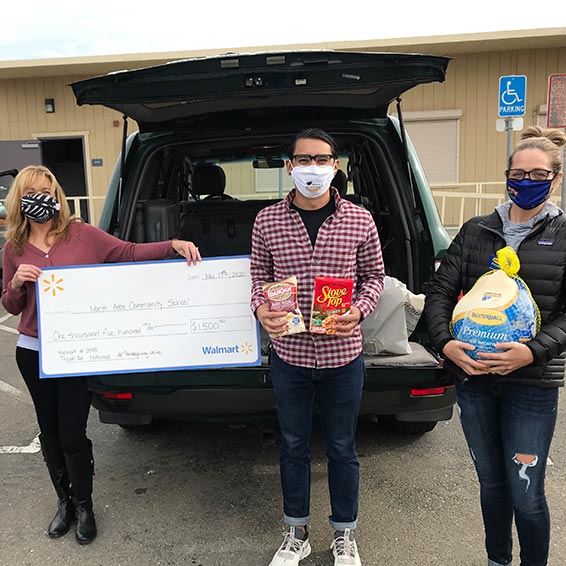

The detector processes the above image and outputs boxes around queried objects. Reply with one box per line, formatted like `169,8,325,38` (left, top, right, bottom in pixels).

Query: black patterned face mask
20,193,60,223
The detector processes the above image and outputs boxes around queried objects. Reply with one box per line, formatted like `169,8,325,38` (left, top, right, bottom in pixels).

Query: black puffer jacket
425,209,566,387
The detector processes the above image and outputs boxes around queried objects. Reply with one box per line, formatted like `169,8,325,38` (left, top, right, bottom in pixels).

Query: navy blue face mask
506,178,553,210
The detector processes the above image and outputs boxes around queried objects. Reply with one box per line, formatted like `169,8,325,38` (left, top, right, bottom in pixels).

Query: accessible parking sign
498,75,527,117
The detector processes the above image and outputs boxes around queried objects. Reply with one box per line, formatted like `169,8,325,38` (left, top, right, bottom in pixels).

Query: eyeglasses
505,168,556,181
291,154,336,166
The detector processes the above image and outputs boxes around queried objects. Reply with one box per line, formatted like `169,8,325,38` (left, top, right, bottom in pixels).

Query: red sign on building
547,74,566,129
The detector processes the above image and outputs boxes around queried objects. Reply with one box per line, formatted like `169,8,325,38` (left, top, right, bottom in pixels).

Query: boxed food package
263,276,306,337
310,276,354,335
450,247,540,360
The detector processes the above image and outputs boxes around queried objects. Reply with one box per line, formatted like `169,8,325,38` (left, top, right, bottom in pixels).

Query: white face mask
291,164,335,199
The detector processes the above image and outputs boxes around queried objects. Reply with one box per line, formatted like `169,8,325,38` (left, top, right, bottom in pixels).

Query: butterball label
468,309,508,326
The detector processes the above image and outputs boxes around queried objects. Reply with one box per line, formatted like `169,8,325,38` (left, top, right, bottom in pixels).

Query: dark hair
509,126,566,173
288,128,338,158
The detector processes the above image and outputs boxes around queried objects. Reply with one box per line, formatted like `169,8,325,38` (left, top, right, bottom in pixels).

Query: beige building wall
401,46,566,183
399,45,566,224
0,29,565,222
0,73,137,220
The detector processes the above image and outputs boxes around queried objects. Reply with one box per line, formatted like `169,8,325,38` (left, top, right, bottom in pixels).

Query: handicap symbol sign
498,75,527,117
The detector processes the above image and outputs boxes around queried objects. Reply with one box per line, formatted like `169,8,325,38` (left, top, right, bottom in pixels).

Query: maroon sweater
1,221,174,338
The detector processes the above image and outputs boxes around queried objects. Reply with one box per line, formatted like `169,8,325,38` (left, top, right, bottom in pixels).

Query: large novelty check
36,257,261,378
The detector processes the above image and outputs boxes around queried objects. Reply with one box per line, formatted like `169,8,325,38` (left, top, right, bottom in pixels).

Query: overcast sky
2,0,566,61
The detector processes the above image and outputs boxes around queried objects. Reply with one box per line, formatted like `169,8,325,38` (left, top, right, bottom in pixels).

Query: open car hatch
70,50,450,131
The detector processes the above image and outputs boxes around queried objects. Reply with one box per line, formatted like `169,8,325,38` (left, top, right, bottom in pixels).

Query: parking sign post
498,75,527,161
505,118,514,161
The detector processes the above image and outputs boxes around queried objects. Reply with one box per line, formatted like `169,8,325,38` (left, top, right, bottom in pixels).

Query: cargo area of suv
70,50,455,433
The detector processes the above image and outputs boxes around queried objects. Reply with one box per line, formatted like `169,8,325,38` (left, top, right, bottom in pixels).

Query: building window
255,167,294,194
401,110,462,184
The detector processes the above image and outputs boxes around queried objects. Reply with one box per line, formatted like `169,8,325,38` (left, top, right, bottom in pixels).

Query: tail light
100,392,133,400
410,387,449,397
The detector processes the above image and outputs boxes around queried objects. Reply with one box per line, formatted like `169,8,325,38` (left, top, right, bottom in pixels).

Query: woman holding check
1,165,200,545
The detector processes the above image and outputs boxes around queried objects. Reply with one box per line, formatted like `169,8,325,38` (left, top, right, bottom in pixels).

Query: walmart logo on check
202,342,253,356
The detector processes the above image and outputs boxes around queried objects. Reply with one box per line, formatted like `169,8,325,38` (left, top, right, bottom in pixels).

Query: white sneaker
269,527,312,565
331,528,362,566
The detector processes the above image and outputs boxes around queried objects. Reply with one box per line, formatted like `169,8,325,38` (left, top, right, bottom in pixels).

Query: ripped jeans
456,377,559,566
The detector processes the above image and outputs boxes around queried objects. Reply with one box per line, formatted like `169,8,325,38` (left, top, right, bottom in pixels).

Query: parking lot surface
1,306,565,566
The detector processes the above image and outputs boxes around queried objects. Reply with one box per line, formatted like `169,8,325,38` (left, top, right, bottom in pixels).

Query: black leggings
16,347,92,454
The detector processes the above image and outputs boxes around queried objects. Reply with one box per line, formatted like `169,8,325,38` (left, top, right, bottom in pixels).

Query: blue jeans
270,350,364,530
456,377,559,566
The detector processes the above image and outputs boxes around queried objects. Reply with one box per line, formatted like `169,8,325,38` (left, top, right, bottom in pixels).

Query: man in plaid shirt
250,128,384,566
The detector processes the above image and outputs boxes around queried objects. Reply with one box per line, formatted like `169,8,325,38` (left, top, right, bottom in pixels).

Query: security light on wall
44,98,55,113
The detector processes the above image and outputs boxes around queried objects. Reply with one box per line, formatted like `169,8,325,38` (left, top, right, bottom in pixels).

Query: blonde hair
5,165,75,255
509,126,566,172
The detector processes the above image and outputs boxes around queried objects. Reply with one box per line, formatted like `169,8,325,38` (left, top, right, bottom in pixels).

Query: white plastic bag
395,277,425,335
361,276,421,355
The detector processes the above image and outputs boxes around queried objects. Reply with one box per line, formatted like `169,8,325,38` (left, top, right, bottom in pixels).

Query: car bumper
88,346,454,425
91,383,455,424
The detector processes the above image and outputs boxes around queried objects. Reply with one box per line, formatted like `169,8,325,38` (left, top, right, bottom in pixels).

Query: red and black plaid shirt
251,188,384,368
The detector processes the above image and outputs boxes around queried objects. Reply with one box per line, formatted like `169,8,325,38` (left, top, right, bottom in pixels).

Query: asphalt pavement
1,305,565,566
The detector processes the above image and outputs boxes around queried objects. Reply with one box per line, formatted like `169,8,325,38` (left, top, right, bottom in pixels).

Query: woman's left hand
171,239,202,265
476,342,534,375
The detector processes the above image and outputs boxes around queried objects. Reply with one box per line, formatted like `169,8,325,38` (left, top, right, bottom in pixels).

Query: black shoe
65,440,98,544
48,497,75,538
39,434,75,538
74,502,97,545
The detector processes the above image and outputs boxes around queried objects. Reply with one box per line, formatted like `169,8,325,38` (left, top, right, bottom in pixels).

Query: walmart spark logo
43,274,64,296
240,342,253,355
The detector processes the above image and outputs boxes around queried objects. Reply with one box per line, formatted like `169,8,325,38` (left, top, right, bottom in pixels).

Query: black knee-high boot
65,440,97,544
39,434,75,538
